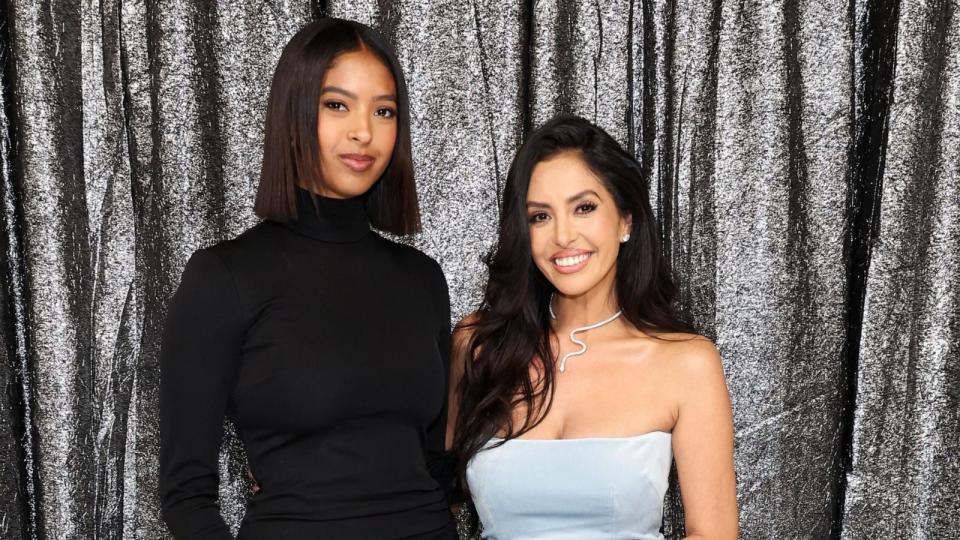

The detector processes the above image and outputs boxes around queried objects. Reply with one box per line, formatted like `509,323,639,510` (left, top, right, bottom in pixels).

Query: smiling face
313,47,398,198
526,151,632,299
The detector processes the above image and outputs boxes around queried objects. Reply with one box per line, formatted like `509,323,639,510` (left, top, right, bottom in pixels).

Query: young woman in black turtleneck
159,19,457,539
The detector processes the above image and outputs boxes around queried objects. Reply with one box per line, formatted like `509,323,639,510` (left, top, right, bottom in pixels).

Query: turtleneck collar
283,185,371,242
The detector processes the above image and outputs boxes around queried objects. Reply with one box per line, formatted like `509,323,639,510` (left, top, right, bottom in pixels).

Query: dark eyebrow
526,190,600,208
321,86,396,102
321,86,356,99
567,190,600,203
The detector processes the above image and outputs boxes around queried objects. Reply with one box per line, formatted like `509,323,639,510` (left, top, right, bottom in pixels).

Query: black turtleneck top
159,188,456,539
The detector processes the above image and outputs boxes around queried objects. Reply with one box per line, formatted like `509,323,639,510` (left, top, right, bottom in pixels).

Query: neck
551,280,620,331
282,184,370,243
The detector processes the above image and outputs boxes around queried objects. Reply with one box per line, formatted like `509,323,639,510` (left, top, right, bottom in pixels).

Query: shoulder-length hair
254,18,420,235
452,115,694,511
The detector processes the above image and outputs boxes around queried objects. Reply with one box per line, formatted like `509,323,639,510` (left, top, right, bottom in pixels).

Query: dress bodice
466,432,672,540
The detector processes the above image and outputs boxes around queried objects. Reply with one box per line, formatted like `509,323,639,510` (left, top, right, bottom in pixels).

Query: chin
546,274,599,298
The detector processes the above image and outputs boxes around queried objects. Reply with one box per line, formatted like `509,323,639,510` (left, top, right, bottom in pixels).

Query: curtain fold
7,2,92,538
1,7,33,536
709,1,853,536
117,2,315,536
0,1,955,538
842,0,960,536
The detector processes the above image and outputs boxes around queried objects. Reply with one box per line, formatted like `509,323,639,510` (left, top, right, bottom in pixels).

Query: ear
621,213,633,236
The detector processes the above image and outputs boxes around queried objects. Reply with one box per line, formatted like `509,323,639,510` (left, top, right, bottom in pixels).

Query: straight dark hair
452,116,695,515
255,18,420,235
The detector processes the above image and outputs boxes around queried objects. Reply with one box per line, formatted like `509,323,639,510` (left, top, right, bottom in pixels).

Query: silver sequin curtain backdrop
0,1,956,539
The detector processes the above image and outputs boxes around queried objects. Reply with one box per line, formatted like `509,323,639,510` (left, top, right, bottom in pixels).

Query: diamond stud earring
620,233,630,243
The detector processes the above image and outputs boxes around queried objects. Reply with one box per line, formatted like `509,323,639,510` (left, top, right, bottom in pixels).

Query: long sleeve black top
159,187,456,539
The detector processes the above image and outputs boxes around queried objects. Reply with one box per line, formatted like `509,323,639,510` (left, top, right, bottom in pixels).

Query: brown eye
575,202,598,214
324,101,348,112
376,107,396,118
528,212,549,224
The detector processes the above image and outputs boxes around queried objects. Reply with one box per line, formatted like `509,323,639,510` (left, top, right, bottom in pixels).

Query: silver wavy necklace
549,295,622,373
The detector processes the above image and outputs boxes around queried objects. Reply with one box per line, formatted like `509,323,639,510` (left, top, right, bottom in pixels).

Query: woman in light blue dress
446,116,738,539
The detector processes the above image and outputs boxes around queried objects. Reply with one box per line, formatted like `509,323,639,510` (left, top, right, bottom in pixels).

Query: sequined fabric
0,2,955,539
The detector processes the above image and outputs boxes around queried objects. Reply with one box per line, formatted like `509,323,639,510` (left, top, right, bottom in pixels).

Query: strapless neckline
489,431,671,443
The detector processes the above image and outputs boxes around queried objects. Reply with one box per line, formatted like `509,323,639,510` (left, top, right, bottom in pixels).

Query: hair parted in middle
254,17,420,235
452,115,694,514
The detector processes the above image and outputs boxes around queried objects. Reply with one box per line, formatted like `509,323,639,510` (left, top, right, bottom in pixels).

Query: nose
553,214,578,246
348,113,372,144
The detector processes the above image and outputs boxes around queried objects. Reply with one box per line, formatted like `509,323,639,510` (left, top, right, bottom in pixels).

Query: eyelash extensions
527,201,598,224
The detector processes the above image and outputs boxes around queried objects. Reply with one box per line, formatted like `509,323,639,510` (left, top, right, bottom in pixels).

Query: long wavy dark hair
452,116,694,511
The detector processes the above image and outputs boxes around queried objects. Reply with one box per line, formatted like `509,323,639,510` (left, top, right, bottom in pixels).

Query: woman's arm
670,337,739,539
424,260,455,500
159,249,245,539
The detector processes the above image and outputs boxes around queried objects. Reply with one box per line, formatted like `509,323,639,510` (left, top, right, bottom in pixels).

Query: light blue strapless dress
465,431,672,540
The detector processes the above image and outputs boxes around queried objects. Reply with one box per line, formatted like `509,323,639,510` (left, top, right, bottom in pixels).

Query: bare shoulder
645,332,725,384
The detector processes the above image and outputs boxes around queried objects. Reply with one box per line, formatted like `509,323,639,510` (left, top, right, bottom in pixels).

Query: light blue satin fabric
466,432,673,540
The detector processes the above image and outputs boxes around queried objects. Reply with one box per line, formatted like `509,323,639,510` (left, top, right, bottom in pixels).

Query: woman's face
526,151,631,299
314,48,398,198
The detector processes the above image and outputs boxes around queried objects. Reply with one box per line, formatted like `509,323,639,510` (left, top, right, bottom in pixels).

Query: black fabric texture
159,187,456,539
